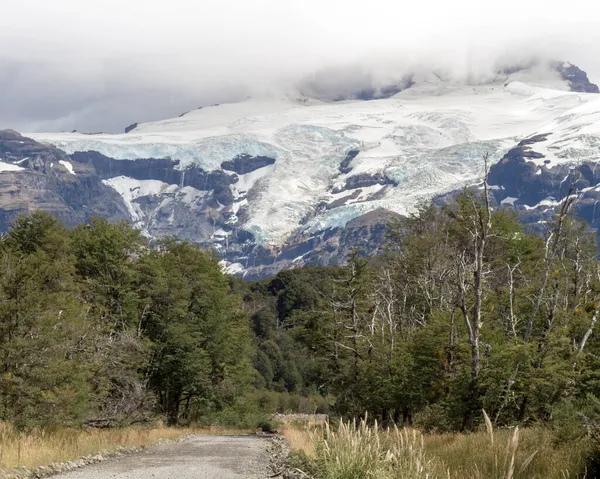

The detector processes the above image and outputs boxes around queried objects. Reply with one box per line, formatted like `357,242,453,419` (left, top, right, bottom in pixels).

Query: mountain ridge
1,62,599,278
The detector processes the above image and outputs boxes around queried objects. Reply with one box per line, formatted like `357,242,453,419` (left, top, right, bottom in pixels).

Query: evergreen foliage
1,188,600,468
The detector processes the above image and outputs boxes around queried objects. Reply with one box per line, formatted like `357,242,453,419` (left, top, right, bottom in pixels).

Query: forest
1,183,600,463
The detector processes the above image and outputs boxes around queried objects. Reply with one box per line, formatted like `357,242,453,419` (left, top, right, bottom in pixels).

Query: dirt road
51,435,272,479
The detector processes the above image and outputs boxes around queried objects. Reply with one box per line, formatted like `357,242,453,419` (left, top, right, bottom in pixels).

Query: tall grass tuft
283,411,590,478
424,422,585,478
316,416,437,479
483,409,494,447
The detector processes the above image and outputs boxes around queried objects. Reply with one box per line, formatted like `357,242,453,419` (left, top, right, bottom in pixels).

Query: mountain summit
0,62,598,278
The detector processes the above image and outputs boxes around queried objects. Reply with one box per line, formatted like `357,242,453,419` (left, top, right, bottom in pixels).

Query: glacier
29,74,600,248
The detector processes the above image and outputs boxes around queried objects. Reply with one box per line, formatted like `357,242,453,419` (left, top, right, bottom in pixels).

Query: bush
256,416,281,433
413,403,456,433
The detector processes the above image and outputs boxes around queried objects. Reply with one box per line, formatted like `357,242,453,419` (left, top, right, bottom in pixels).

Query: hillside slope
1,62,597,277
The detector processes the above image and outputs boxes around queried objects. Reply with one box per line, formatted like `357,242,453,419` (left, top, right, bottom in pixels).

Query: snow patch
0,161,25,172
102,176,169,222
59,160,75,175
219,260,245,276
501,196,518,205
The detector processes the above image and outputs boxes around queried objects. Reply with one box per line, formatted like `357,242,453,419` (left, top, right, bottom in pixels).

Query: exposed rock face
438,133,600,240
334,173,398,192
488,136,598,208
5,122,600,280
72,151,238,205
303,74,415,102
230,209,403,280
352,76,415,101
124,122,138,133
326,189,362,209
221,154,275,175
486,137,600,234
0,132,399,279
339,149,360,174
4,124,600,279
554,62,600,93
0,130,129,231
0,133,246,249
487,135,550,205
2,61,599,279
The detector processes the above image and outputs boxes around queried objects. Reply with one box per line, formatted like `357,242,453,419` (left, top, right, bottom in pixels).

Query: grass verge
283,414,593,478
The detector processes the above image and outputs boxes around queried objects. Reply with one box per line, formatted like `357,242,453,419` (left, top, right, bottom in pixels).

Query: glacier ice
30,79,600,246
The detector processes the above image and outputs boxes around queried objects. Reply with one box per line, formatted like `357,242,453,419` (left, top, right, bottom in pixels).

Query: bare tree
453,153,493,430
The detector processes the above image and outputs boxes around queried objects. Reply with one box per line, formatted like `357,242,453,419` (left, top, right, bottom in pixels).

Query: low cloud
1,0,598,132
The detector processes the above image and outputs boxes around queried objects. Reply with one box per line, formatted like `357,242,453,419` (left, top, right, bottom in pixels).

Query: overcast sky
1,0,599,133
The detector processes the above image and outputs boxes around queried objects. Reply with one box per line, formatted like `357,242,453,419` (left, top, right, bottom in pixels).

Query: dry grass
318,418,435,479
283,424,318,457
284,413,591,479
0,421,249,474
424,425,588,479
281,415,327,457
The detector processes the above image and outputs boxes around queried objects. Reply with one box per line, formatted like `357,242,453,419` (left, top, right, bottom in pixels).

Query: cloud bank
1,0,598,132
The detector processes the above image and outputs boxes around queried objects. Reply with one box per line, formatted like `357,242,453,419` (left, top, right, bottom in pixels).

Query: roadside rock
268,436,314,479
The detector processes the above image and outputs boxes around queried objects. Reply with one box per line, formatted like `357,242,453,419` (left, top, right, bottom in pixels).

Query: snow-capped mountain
1,61,599,278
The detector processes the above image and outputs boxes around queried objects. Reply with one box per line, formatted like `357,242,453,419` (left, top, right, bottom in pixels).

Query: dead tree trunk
457,154,492,431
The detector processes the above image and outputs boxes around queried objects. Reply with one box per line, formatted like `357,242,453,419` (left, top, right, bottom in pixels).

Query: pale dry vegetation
284,414,592,479
0,422,248,474
281,415,327,457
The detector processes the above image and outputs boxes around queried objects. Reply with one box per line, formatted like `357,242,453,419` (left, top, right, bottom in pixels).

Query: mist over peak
293,56,599,103
0,0,598,133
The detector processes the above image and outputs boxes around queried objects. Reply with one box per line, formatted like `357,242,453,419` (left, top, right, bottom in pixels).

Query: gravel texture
48,435,271,479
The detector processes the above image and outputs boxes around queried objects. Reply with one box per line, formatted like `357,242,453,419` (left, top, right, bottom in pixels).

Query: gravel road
51,435,272,479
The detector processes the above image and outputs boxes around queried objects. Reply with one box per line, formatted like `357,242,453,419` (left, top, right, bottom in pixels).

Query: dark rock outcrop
553,62,600,93
438,132,600,247
324,75,415,102
71,151,237,205
488,134,550,205
124,122,138,133
234,209,403,280
220,154,275,175
496,61,599,94
326,190,362,209
339,149,360,174
0,130,130,231
333,173,397,193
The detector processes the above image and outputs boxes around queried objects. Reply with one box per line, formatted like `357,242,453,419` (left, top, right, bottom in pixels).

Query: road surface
51,435,271,479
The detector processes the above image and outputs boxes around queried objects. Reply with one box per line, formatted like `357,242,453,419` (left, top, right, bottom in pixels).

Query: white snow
212,229,230,238
293,252,310,263
501,196,518,205
27,76,600,245
102,176,169,222
232,164,274,199
524,195,579,211
0,161,25,172
219,260,245,276
177,186,205,205
58,160,75,175
535,197,560,208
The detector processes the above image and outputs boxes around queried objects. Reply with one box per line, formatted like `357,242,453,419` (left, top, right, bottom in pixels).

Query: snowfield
29,76,600,245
